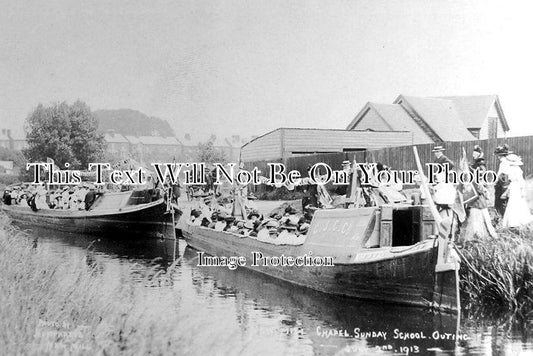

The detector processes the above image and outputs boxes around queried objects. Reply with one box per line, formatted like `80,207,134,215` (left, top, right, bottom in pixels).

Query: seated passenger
241,221,254,236
190,209,202,225
277,224,298,244
3,188,12,205
297,222,310,235
61,187,70,209
223,216,236,231
233,221,244,234
214,215,226,231
200,217,210,227
208,212,218,229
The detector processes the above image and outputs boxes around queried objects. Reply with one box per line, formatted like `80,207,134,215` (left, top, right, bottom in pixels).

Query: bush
0,216,245,355
458,224,533,319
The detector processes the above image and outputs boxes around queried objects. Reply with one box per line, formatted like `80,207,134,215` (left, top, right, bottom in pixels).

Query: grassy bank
458,225,533,320
0,217,249,355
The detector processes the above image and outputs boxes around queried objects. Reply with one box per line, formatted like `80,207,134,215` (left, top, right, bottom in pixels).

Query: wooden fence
244,135,533,185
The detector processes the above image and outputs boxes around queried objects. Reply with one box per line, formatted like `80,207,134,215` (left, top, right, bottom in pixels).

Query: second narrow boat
182,204,460,312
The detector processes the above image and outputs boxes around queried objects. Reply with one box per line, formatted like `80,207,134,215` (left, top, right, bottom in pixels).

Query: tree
196,139,227,164
23,101,106,169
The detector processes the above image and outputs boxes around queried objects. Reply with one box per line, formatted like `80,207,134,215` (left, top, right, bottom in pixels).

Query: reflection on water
22,225,533,355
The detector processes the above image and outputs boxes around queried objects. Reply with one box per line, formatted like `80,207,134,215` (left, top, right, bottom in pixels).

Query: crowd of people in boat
2,183,102,211
188,197,311,245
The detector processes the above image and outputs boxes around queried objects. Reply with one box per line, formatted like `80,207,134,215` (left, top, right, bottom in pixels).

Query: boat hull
1,199,179,239
183,223,458,312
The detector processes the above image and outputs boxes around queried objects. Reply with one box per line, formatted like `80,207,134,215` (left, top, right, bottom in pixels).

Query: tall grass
458,224,533,320
0,216,250,355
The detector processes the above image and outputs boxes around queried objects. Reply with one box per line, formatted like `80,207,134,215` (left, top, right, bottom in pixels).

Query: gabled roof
435,95,509,131
394,95,475,142
138,136,181,146
104,133,128,144
370,103,434,144
179,133,232,148
124,135,141,145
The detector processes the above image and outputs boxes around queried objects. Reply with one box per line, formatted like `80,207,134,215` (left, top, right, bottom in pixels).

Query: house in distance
346,94,509,144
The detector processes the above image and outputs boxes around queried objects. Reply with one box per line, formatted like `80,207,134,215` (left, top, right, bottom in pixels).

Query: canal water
19,226,532,355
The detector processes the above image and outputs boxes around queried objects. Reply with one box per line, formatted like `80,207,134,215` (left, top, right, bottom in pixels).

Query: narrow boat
1,190,180,239
182,204,460,312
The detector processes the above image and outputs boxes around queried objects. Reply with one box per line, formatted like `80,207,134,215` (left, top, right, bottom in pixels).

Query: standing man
431,146,456,206
432,146,455,169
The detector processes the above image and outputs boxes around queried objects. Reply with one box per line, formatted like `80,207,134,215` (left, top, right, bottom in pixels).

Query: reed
458,224,533,319
0,216,258,355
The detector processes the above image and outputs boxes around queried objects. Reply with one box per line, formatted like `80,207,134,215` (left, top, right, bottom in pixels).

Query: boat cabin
303,204,436,264
378,205,435,247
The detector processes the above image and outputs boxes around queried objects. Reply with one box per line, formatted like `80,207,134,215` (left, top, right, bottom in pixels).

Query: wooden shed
240,128,414,162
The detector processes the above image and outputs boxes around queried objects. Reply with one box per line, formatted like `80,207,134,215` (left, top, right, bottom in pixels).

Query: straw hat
265,219,280,229
431,146,445,152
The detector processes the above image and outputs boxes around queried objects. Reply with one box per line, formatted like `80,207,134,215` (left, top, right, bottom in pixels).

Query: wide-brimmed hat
494,144,512,156
432,146,445,152
281,224,297,231
473,145,483,154
342,160,351,165
265,219,280,229
505,153,523,166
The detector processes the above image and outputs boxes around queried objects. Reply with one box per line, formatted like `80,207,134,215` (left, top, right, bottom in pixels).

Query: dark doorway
392,208,421,246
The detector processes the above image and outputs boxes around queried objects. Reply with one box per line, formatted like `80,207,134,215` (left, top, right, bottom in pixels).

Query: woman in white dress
501,154,532,228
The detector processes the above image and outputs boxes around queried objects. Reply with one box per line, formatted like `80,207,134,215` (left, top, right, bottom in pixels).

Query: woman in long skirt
501,155,532,228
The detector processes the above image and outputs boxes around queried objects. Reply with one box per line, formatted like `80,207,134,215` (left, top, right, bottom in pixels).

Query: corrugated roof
243,127,413,152
370,103,433,144
396,96,474,142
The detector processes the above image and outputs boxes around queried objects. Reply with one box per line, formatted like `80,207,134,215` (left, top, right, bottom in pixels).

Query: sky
1,0,532,140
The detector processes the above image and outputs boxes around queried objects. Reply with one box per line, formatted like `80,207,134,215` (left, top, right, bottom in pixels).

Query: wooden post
413,146,442,224
348,157,358,207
